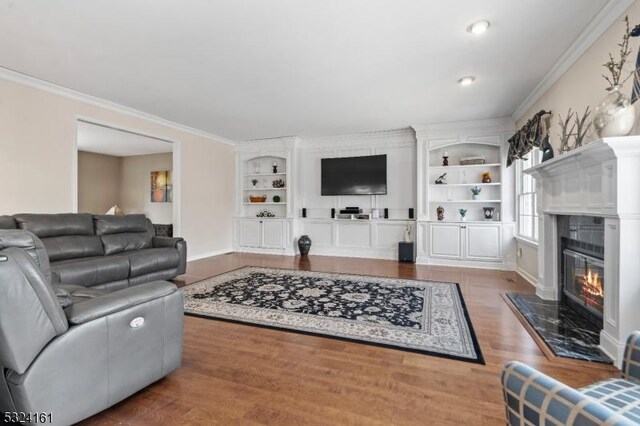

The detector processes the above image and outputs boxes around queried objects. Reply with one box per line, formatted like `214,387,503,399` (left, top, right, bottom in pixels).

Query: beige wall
120,153,173,224
517,1,640,143
515,1,640,283
0,77,235,259
77,151,121,214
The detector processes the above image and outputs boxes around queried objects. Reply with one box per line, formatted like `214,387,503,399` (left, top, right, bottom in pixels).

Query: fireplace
524,139,640,366
559,215,605,329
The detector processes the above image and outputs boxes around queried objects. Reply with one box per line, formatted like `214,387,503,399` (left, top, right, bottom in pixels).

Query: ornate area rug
182,267,484,364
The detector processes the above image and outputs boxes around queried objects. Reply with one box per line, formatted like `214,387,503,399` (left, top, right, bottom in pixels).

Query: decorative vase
460,215,466,222
436,206,445,221
541,135,554,162
483,207,495,221
298,235,312,256
403,226,411,243
472,194,478,200
594,85,636,137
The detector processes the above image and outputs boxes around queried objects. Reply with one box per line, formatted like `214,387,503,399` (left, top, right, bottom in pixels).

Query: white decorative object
593,85,636,137
404,225,411,242
105,205,123,215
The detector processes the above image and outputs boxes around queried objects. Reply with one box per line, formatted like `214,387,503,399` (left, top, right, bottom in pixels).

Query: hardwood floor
80,253,619,425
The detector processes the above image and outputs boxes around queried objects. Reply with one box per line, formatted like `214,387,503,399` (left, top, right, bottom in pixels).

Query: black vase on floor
298,235,312,256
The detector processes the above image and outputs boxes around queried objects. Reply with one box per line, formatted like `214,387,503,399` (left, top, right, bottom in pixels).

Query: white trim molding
511,0,635,121
0,66,236,146
516,265,538,288
187,248,234,262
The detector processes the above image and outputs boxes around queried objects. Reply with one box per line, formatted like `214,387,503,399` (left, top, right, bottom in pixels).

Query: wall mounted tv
321,154,387,196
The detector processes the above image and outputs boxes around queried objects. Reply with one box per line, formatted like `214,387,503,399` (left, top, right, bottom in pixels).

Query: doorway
74,119,180,235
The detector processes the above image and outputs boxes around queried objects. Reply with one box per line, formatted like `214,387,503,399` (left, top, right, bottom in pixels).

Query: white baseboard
600,329,624,368
516,266,538,288
187,248,233,262
416,257,514,271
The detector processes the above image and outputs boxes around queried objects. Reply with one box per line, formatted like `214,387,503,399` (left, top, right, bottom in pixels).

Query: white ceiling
0,0,609,141
77,121,173,157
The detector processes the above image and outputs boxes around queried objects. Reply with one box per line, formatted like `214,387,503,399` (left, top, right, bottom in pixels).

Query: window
516,148,541,242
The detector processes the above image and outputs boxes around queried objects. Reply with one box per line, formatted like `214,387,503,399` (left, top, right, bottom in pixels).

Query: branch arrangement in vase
594,15,636,137
602,16,632,87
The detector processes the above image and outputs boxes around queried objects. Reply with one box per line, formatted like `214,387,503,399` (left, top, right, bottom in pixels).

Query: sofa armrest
501,361,633,426
63,281,178,325
622,331,640,381
153,237,187,276
153,236,184,248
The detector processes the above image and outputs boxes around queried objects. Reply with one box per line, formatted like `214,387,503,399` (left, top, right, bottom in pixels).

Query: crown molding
0,67,236,146
412,117,515,133
511,0,635,122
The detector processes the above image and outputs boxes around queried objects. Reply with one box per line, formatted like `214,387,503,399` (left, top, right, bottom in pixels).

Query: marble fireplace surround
525,137,640,367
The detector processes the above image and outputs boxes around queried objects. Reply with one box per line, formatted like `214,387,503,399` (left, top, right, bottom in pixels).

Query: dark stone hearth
507,293,612,364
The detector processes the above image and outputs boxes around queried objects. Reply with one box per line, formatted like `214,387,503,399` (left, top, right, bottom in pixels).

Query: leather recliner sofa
0,229,184,426
0,213,187,290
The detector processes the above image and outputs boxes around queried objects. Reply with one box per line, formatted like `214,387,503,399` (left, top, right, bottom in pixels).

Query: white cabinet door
429,224,462,259
465,224,501,261
239,220,262,248
262,220,285,249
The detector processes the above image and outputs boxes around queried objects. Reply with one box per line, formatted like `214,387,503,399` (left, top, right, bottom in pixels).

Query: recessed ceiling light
467,20,490,35
458,76,476,86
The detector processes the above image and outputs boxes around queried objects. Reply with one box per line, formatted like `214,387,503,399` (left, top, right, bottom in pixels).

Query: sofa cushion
42,235,104,262
93,214,149,235
51,255,130,287
101,233,153,255
580,378,640,423
14,213,95,238
94,215,153,255
0,216,16,229
123,248,180,277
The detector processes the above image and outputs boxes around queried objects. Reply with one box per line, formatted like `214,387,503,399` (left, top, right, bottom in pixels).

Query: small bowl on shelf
249,195,267,203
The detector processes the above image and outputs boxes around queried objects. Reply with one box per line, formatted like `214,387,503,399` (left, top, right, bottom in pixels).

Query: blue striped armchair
502,332,640,425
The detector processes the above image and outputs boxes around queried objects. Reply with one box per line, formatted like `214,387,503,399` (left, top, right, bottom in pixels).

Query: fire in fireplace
579,267,604,310
558,215,605,329
562,248,605,326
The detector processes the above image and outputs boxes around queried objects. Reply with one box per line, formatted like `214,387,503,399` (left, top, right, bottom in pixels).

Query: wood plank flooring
80,253,619,425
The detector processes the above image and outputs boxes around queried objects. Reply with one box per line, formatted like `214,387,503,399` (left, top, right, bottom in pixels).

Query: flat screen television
321,154,387,195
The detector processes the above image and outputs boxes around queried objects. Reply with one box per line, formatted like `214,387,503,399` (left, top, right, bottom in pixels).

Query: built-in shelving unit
426,140,503,222
412,119,516,270
240,155,288,218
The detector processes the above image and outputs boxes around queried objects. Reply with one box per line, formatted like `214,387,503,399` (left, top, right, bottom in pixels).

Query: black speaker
302,208,307,218
384,208,389,219
408,208,414,219
398,242,416,263
331,208,335,219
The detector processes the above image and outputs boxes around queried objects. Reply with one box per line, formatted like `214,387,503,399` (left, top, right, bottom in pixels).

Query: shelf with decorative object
243,202,287,205
243,172,287,176
429,200,502,203
429,183,500,187
244,188,286,191
429,163,501,170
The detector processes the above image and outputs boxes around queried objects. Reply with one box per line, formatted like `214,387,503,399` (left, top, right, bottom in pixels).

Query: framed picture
151,170,173,202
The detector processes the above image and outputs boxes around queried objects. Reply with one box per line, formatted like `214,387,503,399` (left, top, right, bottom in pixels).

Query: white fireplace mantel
524,137,640,366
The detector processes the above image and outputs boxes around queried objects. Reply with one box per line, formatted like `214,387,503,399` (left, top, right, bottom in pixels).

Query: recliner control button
129,317,145,328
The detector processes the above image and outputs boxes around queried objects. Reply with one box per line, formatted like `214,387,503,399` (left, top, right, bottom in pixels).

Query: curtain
506,110,551,167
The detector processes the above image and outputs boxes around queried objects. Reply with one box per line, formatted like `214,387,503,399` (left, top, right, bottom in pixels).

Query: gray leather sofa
0,229,184,426
0,213,186,290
